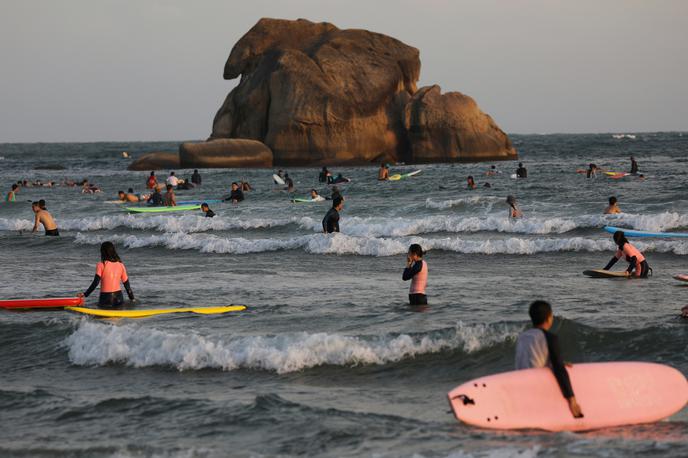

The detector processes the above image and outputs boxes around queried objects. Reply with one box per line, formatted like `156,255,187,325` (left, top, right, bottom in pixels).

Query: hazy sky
1,0,686,142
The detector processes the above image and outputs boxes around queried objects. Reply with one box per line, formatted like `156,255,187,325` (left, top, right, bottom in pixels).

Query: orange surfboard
448,362,687,431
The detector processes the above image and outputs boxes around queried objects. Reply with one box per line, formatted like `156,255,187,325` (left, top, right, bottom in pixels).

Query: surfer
515,300,584,419
166,171,179,187
146,171,157,189
378,163,389,181
485,165,498,176
604,196,621,214
322,196,343,233
6,183,18,202
163,184,176,207
586,163,599,178
146,187,163,206
31,201,59,236
467,176,477,190
201,203,215,218
402,243,428,305
603,230,650,278
506,195,523,218
516,163,528,178
319,166,333,184
125,188,140,202
225,182,244,203
81,179,101,194
79,241,135,308
309,189,325,202
191,169,202,186
630,156,639,175
284,173,294,192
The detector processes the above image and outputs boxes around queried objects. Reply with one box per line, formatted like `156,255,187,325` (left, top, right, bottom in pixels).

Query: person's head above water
150,171,155,176
467,175,475,183
118,190,125,196
169,171,175,176
38,199,46,209
506,195,517,207
100,241,122,263
609,196,617,205
529,300,553,330
31,201,40,212
519,162,523,167
408,243,424,260
613,230,628,248
310,189,318,197
491,165,496,170
11,184,18,191
194,169,198,173
127,188,134,194
231,182,238,190
201,203,209,211
332,196,343,209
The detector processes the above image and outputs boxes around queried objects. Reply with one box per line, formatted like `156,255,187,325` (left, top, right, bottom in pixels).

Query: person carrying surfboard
79,241,135,308
604,196,621,214
402,244,428,305
515,300,583,419
603,230,650,278
322,197,343,233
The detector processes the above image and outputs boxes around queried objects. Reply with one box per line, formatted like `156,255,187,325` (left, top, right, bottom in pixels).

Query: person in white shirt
166,171,179,187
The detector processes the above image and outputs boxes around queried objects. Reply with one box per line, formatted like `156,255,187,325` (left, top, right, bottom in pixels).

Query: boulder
127,152,180,171
179,139,272,168
209,18,516,165
403,86,516,162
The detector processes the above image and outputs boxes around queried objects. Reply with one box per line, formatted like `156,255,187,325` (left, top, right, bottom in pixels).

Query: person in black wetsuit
225,182,244,203
329,186,342,201
284,174,294,192
322,196,343,233
319,166,330,183
147,188,163,206
201,203,215,218
630,156,639,175
515,300,583,419
191,169,202,185
516,162,528,178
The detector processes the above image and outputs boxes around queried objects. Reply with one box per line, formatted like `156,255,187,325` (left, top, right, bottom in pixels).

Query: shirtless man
604,196,621,214
378,163,389,181
31,201,59,236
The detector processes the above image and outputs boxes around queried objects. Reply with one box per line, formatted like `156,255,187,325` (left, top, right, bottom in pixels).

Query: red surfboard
0,297,85,309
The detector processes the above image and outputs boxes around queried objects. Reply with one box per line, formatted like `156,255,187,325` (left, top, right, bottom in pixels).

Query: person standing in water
466,176,477,190
319,166,331,183
163,184,176,206
6,183,18,202
586,163,599,178
31,201,59,236
516,163,528,178
80,241,135,308
284,173,294,192
630,156,639,175
604,196,621,214
200,203,215,218
322,196,343,233
166,171,179,187
191,169,202,186
378,163,389,181
402,243,428,305
515,300,583,419
226,182,244,203
146,171,157,189
603,230,650,277
506,195,523,218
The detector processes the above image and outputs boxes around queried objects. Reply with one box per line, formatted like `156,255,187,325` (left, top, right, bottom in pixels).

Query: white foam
74,231,688,256
65,321,520,373
425,196,500,210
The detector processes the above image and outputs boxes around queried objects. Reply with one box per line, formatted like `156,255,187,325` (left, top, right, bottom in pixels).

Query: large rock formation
128,152,180,171
209,18,516,165
180,139,272,168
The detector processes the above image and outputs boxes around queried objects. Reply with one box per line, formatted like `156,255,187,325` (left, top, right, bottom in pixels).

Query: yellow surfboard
65,305,246,318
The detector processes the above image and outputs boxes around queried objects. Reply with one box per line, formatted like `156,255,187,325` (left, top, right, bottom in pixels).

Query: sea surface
0,133,687,458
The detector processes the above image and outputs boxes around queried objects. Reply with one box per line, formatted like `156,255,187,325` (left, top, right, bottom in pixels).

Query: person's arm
603,254,619,270
322,213,328,233
402,261,422,281
83,275,101,297
334,214,340,232
32,214,39,232
544,331,583,418
123,280,135,301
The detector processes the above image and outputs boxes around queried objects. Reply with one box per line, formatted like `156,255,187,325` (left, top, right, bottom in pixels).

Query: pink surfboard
673,274,688,282
448,362,688,432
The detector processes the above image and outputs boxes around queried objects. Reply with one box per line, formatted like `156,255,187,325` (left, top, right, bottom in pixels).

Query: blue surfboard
604,226,688,238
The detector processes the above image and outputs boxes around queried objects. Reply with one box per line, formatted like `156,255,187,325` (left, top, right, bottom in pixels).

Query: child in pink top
80,242,135,308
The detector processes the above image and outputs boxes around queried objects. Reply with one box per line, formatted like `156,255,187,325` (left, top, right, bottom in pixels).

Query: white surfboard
273,174,286,185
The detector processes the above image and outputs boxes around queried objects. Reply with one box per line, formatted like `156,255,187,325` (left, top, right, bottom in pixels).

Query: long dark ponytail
100,241,122,263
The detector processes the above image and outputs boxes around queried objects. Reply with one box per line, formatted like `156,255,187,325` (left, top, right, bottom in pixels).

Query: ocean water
0,133,686,458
